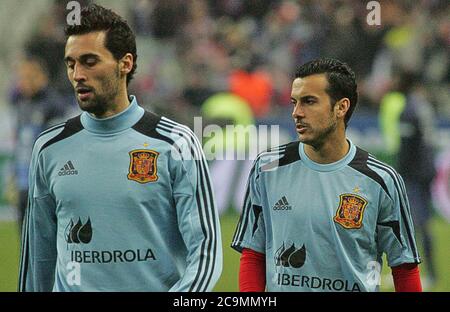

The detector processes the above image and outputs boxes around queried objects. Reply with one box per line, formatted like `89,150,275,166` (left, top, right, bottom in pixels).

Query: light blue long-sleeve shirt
19,96,222,292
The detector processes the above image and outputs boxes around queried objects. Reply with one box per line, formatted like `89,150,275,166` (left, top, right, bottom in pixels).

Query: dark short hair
65,4,137,85
295,58,358,127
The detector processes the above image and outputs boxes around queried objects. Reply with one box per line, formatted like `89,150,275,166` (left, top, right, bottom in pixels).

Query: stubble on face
77,65,121,116
299,111,337,150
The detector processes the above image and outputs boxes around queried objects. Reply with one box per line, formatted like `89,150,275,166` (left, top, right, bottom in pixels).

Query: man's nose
73,64,87,82
292,103,305,119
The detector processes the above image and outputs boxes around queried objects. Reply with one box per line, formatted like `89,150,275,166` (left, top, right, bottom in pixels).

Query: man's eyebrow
79,53,100,60
64,54,100,63
291,95,318,101
300,95,318,101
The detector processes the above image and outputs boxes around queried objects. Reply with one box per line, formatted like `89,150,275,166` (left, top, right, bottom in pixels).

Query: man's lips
76,87,93,101
78,92,92,101
295,123,308,133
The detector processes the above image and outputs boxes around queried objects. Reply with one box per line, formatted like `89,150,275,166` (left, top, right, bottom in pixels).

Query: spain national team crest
127,149,159,183
334,194,368,229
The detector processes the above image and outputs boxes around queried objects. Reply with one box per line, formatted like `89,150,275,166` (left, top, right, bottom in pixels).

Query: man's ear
119,53,133,75
335,98,350,119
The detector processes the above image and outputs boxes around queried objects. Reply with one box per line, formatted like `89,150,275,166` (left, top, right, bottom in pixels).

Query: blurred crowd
132,0,450,128
9,0,449,129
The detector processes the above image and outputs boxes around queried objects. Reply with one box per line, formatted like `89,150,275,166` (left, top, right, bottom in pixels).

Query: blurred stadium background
0,0,449,291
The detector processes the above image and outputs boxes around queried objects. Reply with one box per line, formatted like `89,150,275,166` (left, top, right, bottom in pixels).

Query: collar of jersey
81,95,144,134
299,139,356,172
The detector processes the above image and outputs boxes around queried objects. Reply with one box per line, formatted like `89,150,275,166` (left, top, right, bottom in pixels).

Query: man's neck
303,135,349,164
92,90,130,119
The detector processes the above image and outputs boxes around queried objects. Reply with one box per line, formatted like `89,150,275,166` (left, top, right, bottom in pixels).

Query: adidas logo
58,161,78,176
272,196,292,211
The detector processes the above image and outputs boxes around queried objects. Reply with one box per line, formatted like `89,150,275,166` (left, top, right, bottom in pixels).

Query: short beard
300,117,337,150
77,67,121,117
78,89,119,116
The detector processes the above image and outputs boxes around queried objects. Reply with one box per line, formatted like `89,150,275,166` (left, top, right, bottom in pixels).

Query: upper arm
231,159,266,254
376,171,420,267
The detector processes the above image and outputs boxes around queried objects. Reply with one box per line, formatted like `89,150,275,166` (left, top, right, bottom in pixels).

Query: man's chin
77,99,97,113
298,134,311,144
77,99,91,109
298,136,321,148
77,99,108,117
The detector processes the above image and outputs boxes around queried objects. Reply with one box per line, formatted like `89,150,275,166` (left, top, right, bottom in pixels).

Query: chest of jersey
43,132,174,219
260,164,381,257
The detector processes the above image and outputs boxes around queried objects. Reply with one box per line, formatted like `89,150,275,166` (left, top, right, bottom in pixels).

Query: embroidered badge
334,194,368,229
127,149,159,183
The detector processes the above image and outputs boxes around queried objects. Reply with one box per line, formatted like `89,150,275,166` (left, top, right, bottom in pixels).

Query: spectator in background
9,55,71,231
397,71,437,287
229,57,273,118
151,0,187,39
201,92,256,215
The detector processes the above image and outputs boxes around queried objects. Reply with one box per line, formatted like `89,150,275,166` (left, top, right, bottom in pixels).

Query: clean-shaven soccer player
18,4,222,292
232,58,422,292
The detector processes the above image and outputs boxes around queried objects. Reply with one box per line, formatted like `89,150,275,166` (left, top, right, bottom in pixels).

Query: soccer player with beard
18,4,222,291
232,58,422,292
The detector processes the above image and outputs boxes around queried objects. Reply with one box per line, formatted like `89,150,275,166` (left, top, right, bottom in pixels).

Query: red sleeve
239,248,266,292
391,263,422,292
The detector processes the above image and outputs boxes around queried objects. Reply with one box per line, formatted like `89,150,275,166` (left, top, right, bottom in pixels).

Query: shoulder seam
36,122,66,140
260,141,300,171
131,111,177,145
40,115,83,153
348,147,390,197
